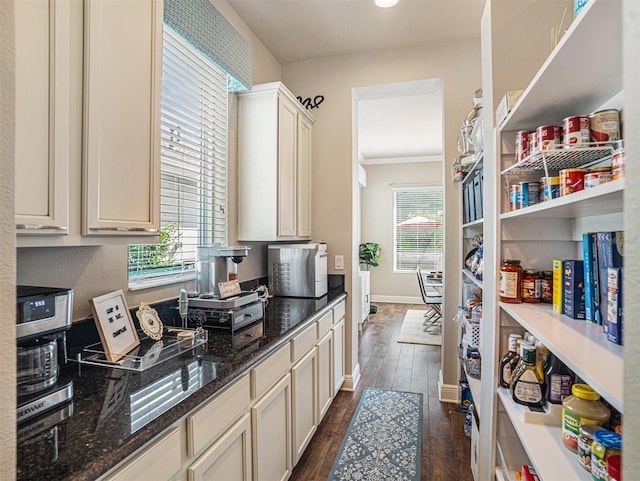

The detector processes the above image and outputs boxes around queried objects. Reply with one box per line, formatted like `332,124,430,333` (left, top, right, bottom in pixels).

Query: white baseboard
438,368,460,404
342,363,361,392
370,295,421,304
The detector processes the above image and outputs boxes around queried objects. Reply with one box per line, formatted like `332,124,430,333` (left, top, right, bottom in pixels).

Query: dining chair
416,266,443,334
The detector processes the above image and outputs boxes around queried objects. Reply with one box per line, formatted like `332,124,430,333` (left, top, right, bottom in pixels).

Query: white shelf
462,154,484,185
501,178,624,220
501,143,615,175
462,268,484,289
463,218,484,229
500,302,623,412
497,389,591,481
500,0,622,132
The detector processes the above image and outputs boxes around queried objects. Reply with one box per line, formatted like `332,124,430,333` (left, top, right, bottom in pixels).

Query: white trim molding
342,363,361,392
438,368,460,404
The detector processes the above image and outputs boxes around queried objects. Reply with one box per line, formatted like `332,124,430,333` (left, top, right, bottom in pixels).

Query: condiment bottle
544,352,573,404
562,384,611,453
499,334,522,388
577,424,605,472
522,269,541,303
540,270,553,303
510,343,545,408
500,259,523,303
591,430,622,481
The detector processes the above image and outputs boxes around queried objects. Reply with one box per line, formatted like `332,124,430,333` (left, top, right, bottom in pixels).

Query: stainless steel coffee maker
16,286,74,424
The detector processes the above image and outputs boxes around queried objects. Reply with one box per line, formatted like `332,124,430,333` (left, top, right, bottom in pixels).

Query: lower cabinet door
252,373,292,481
291,348,318,465
317,331,333,423
188,413,252,481
332,319,346,393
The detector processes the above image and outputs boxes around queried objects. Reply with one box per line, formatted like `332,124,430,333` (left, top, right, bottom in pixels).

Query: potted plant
359,242,381,270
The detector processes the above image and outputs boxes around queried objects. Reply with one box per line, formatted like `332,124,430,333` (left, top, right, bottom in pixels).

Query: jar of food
577,424,605,472
522,269,541,303
540,270,553,303
466,352,481,379
591,430,622,481
500,260,522,303
562,384,611,453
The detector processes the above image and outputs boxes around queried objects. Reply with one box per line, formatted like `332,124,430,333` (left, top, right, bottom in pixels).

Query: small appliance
188,245,264,332
268,242,328,298
16,286,74,424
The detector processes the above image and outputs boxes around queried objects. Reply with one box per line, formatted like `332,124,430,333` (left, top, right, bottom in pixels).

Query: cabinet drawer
333,300,345,322
316,310,333,339
251,343,291,400
290,322,318,363
187,375,251,457
105,427,181,481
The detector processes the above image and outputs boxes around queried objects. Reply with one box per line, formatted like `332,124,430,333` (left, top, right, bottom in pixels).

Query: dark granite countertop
16,289,346,481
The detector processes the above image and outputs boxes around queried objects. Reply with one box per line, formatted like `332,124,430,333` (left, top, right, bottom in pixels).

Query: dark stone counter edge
85,292,348,481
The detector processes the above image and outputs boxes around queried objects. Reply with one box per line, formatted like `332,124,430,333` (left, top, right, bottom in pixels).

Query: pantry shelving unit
475,0,627,480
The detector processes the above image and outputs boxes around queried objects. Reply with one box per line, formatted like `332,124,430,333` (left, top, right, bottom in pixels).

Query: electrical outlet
334,255,344,270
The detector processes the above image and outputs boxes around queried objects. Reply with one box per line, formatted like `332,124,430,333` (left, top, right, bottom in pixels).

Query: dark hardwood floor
290,302,473,481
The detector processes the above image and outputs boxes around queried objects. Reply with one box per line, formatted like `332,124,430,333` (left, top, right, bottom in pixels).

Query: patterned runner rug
326,387,423,481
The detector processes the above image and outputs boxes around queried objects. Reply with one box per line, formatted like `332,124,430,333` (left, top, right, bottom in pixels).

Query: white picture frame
89,289,140,363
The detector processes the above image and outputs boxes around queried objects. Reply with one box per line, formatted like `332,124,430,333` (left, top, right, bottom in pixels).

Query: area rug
326,387,423,481
397,309,442,346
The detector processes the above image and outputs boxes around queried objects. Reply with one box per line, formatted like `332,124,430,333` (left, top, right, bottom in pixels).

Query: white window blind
128,24,228,289
393,187,444,272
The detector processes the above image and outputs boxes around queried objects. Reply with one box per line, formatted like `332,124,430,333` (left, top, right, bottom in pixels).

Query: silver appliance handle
88,227,159,232
16,224,68,231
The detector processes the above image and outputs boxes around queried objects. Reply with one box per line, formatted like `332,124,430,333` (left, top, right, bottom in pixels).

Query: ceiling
226,0,484,163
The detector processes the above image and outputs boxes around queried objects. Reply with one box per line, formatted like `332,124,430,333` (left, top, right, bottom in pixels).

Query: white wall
361,161,443,300
281,39,481,389
0,1,17,477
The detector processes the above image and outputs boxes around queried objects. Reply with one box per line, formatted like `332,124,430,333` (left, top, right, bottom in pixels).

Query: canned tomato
515,131,530,163
537,125,561,151
518,181,540,208
560,168,587,196
563,115,590,147
612,141,625,180
529,132,538,155
584,172,612,188
589,109,620,145
540,176,560,201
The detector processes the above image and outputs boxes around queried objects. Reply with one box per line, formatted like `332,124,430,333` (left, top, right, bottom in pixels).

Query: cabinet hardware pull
16,224,68,231
88,227,159,232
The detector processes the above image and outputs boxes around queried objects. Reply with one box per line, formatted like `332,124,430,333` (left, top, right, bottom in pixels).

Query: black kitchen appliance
16,286,74,424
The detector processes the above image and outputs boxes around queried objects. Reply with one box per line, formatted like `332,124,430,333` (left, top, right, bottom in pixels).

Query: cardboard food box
496,90,524,127
606,267,623,345
563,260,585,320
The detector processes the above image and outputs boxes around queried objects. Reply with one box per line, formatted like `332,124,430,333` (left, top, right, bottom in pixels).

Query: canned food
540,176,560,202
589,109,620,145
563,115,590,147
612,141,625,180
515,131,530,163
584,171,612,188
509,184,519,211
537,125,561,151
560,168,587,196
591,430,621,481
518,181,540,208
529,132,538,155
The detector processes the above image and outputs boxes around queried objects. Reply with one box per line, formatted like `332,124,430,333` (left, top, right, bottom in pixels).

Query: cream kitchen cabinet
237,82,315,241
16,0,161,246
291,348,318,465
187,413,253,481
316,330,333,423
358,270,371,331
252,373,292,481
82,0,161,236
332,317,346,394
15,0,71,236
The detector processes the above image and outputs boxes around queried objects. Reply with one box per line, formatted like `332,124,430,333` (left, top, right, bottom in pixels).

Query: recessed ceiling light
374,0,399,8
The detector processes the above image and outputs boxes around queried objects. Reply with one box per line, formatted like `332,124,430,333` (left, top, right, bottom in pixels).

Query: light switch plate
334,255,344,270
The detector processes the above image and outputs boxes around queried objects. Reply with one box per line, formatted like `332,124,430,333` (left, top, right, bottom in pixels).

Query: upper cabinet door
82,0,161,235
277,95,299,238
15,0,71,234
296,113,313,238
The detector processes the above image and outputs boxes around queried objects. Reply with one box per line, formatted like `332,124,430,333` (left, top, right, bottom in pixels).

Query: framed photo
89,289,140,363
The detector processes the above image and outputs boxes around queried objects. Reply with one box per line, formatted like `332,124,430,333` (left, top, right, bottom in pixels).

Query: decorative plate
136,303,164,340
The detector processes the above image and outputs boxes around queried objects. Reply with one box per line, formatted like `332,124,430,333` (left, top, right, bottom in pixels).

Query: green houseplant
359,242,381,270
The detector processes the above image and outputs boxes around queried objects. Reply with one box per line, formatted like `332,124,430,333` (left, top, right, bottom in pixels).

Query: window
128,24,228,289
393,187,444,272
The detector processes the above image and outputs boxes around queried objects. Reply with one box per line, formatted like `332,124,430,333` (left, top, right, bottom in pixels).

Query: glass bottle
540,270,553,303
510,343,545,408
500,259,522,303
544,352,573,404
499,333,522,388
522,269,541,303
